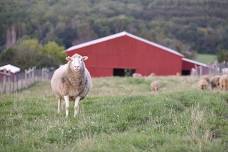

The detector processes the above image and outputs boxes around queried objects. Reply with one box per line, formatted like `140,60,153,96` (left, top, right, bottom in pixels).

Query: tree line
0,39,65,69
0,0,228,68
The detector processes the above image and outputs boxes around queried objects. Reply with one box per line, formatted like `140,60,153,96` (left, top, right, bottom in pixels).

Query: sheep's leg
61,99,65,111
74,96,81,117
64,96,70,117
58,98,64,113
57,98,61,113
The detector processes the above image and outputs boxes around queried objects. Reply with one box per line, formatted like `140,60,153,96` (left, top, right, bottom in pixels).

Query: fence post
0,80,2,94
42,68,45,81
24,69,27,88
200,66,203,76
6,75,9,93
41,68,42,81
3,75,6,93
2,70,10,93
32,67,36,83
9,75,12,93
13,74,17,92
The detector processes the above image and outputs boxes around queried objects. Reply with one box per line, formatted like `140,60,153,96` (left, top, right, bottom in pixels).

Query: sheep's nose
74,66,80,70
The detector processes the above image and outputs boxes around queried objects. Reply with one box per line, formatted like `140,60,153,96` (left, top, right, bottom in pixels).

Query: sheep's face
66,54,88,72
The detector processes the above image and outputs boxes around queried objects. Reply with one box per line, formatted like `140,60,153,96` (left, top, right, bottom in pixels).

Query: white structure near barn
0,64,20,78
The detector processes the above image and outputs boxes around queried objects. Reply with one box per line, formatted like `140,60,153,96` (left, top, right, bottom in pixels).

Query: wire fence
0,67,54,94
191,62,228,76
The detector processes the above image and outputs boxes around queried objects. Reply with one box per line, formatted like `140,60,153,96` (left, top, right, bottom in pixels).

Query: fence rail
191,62,228,76
0,67,53,94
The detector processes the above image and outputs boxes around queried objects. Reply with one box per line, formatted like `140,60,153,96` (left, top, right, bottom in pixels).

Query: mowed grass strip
195,54,217,64
0,77,227,152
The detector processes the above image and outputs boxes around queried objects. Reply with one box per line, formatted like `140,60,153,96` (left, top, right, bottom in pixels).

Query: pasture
0,76,227,152
195,54,217,64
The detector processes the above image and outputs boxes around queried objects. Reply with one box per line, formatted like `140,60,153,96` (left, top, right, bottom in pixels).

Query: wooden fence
0,67,53,94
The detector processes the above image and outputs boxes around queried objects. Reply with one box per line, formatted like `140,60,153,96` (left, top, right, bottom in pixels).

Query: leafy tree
12,39,42,69
57,27,78,48
0,48,16,66
0,0,29,48
217,50,228,63
1,0,228,55
42,41,65,62
0,38,65,69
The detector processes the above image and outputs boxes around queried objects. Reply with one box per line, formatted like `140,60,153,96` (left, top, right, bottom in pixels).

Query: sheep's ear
83,56,88,61
66,56,72,61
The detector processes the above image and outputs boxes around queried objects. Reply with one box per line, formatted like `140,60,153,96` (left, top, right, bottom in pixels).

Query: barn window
182,70,191,75
113,68,135,77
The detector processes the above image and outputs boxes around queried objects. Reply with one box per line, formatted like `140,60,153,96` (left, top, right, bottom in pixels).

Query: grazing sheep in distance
150,80,160,94
210,75,220,89
202,75,210,82
149,73,155,77
219,74,228,91
133,73,142,78
51,54,92,117
198,78,209,90
144,73,155,80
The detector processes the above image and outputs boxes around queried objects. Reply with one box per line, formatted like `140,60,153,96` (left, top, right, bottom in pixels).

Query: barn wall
87,67,112,77
182,60,209,75
66,35,183,77
182,60,196,70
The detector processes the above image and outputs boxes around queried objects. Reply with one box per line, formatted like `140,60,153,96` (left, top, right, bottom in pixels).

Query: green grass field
195,54,217,64
0,77,227,152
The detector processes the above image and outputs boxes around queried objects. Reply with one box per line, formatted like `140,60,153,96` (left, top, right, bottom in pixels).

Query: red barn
182,58,208,75
65,31,207,77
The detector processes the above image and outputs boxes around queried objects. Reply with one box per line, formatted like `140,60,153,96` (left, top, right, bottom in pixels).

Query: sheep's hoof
74,112,79,117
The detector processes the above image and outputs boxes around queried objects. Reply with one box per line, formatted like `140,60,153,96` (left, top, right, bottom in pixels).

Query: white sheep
202,75,210,84
210,75,220,89
198,78,209,90
148,73,155,77
132,73,142,78
150,80,160,94
51,54,92,117
219,74,228,91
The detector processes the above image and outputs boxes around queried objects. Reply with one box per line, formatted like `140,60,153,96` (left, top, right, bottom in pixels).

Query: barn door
113,68,136,77
181,70,191,75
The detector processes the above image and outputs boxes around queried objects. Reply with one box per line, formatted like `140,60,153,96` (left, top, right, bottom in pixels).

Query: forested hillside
0,0,228,57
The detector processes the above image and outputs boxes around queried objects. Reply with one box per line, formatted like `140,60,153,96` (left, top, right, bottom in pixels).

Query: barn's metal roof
0,64,20,73
182,58,207,67
66,31,184,57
